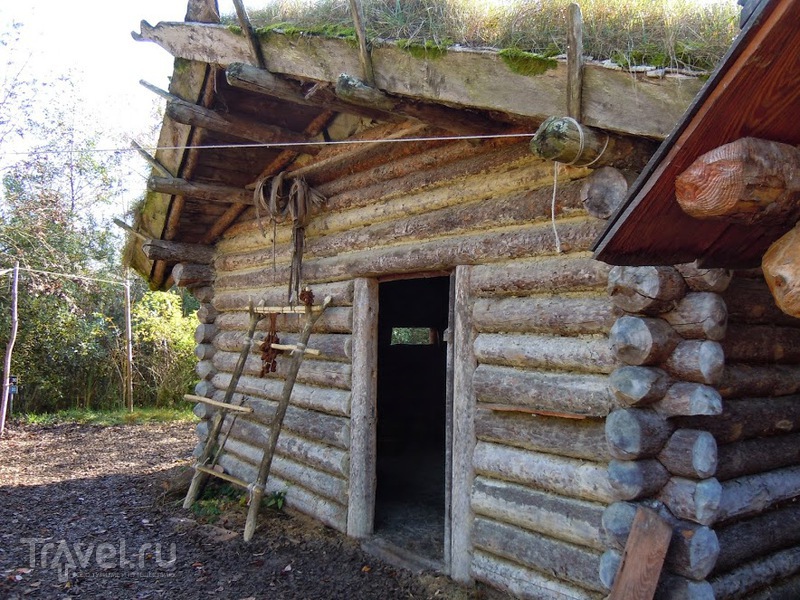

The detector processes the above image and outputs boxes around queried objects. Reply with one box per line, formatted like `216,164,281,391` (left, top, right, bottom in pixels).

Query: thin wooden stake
232,0,266,69
244,295,332,542
567,3,584,121
0,262,19,437
348,0,375,86
131,140,171,177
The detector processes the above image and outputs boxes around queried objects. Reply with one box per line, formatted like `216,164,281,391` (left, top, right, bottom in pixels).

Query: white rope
247,482,266,506
551,161,563,254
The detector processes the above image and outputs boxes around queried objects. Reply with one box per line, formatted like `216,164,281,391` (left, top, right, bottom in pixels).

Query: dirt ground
0,421,504,599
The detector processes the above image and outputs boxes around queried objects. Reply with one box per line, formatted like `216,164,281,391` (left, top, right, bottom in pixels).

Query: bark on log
197,304,219,324
609,316,681,366
173,263,214,287
655,574,714,600
147,175,254,206
580,167,633,219
475,406,610,461
530,116,656,170
474,364,617,417
606,408,674,460
653,383,722,419
195,323,217,344
710,546,800,600
716,432,800,482
473,295,620,336
212,351,352,390
473,441,615,503
658,477,722,525
214,307,352,334
473,333,617,374
722,275,800,327
675,137,800,225
675,395,800,444
471,476,605,551
141,238,215,263
716,465,800,524
195,343,216,361
165,99,321,154
675,263,733,293
610,366,671,407
763,223,800,318
714,502,800,574
473,517,604,592
601,501,719,581
664,341,725,385
721,324,800,363
216,452,347,532
662,293,728,341
211,372,350,417
607,266,687,315
607,459,670,500
212,280,354,311
718,363,800,399
658,429,718,480
469,255,611,297
472,551,598,600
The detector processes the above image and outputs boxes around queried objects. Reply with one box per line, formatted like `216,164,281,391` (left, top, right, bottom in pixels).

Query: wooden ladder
183,294,332,542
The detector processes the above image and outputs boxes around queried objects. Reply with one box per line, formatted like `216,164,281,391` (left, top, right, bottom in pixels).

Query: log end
763,224,800,318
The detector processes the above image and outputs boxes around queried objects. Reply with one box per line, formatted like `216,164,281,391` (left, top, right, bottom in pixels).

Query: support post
0,262,19,437
124,276,134,412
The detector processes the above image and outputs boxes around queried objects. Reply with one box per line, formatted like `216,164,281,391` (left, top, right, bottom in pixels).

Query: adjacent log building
128,0,800,597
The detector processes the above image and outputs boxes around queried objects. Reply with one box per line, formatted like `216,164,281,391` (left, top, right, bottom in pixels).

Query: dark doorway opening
375,276,450,563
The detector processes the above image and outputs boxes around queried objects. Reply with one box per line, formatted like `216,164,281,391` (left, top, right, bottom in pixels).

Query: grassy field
13,406,198,427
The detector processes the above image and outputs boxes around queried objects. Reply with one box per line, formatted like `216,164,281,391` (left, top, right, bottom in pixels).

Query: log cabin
125,0,799,597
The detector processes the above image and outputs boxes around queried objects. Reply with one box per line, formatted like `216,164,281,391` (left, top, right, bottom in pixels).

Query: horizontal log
710,546,800,600
607,459,670,501
475,406,610,461
194,379,216,398
212,280,354,311
212,372,350,417
601,501,719,581
607,265,687,314
609,316,681,366
716,465,800,524
653,383,723,418
675,263,733,293
213,331,351,363
473,295,620,335
722,275,800,326
606,408,674,460
721,324,800,363
675,395,800,444
658,477,722,526
747,571,800,600
530,116,656,170
216,452,346,532
221,436,347,503
474,333,617,374
472,476,604,551
195,359,215,381
662,293,728,341
474,364,616,418
675,137,800,225
658,429,718,480
195,343,216,361
664,341,725,385
473,517,603,592
609,366,671,407
716,432,800,481
147,175,254,206
165,99,321,154
173,263,214,287
763,223,800,318
213,351,352,390
195,323,218,346
655,574,714,600
196,303,219,324
189,285,214,304
141,238,215,263
198,417,349,478
469,254,611,297
719,363,800,399
598,549,620,591
474,441,615,504
714,502,800,574
471,550,601,600
214,307,352,334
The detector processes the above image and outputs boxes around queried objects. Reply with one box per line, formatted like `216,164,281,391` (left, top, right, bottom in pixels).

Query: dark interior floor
374,446,445,561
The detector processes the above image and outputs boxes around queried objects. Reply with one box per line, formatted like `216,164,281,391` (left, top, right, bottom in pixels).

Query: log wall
190,131,617,597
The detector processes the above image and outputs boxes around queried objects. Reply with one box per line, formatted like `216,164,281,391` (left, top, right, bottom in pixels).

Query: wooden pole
232,0,266,69
566,3,583,122
348,0,375,86
124,276,134,412
243,295,332,542
0,262,19,437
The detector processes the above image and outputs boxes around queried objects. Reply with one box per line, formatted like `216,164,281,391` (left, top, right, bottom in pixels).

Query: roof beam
147,175,254,205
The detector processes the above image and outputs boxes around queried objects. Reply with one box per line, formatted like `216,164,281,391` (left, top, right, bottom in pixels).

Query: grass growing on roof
227,0,739,71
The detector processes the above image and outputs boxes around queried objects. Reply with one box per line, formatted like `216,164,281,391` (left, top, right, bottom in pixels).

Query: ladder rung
270,343,321,356
195,465,250,489
184,394,254,413
253,305,324,314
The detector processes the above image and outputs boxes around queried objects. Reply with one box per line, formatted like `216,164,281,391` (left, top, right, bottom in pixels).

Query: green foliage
14,407,197,427
131,290,198,407
396,39,449,60
264,489,287,511
499,48,558,76
234,0,739,72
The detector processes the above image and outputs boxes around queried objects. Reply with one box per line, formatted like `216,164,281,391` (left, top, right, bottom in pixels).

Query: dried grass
235,0,740,71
